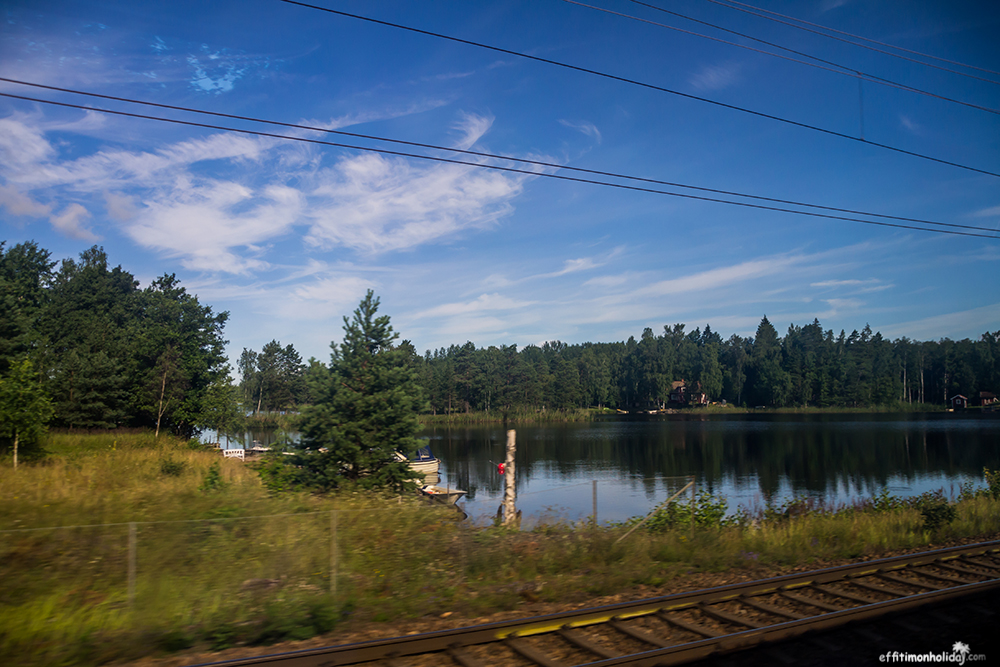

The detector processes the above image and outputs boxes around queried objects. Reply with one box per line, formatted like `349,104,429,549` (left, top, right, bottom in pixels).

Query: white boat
420,484,467,505
395,445,440,475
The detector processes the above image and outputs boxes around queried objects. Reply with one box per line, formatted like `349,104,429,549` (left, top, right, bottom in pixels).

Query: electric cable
274,0,1000,179
2,76,990,233
3,90,997,240
592,0,999,114
703,0,1000,85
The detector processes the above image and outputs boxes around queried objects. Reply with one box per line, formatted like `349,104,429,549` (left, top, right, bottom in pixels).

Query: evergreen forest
2,241,999,445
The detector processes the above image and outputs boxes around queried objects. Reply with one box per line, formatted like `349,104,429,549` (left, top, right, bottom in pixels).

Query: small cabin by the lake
950,394,968,410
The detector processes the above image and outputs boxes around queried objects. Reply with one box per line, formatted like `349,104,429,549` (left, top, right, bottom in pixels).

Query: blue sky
1,0,998,366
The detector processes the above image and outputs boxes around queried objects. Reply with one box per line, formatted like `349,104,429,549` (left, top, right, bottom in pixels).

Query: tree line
417,318,1000,415
0,241,229,444
3,240,998,463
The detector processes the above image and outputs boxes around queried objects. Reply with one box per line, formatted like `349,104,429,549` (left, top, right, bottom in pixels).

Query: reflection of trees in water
427,415,999,501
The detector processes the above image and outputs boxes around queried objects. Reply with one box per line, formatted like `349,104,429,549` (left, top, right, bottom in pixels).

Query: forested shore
2,241,997,457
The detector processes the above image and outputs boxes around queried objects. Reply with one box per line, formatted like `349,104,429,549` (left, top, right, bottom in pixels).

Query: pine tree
295,291,422,491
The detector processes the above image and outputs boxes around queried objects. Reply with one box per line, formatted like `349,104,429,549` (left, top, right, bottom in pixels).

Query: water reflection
427,413,1000,524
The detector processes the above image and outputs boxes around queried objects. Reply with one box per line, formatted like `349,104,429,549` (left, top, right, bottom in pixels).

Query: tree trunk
156,367,167,438
13,431,18,470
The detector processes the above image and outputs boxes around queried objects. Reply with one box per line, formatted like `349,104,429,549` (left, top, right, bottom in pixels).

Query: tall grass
419,407,598,425
2,432,998,666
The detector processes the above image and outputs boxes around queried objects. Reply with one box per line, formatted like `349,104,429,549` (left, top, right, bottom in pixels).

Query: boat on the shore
420,484,467,505
396,445,440,475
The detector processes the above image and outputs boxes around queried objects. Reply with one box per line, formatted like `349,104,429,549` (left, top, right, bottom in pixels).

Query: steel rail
190,539,1000,667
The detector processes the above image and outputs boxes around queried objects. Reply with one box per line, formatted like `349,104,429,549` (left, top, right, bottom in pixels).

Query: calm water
425,413,1000,526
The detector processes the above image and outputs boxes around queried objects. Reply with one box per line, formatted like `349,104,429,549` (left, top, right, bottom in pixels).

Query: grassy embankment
418,407,603,424
2,431,998,666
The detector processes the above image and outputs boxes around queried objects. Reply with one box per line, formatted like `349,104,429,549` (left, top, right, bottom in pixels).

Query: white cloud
637,257,795,296
811,279,874,288
584,274,626,288
970,205,1000,218
558,119,602,143
2,110,533,270
415,293,535,319
451,113,494,151
50,203,98,240
125,182,303,273
877,303,1000,340
689,62,743,91
305,150,529,253
285,275,375,320
899,115,922,135
0,184,50,217
104,191,138,221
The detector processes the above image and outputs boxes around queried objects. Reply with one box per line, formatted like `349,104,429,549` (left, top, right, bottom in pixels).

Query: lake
205,412,999,526
424,413,1000,526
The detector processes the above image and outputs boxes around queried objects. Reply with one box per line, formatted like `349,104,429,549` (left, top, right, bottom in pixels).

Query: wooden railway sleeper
877,572,946,590
556,628,621,659
811,584,880,605
737,596,808,620
505,637,565,667
608,619,672,647
779,589,847,612
847,578,911,597
960,556,1000,572
657,611,723,638
932,560,995,577
697,602,768,629
909,567,980,585
447,644,488,667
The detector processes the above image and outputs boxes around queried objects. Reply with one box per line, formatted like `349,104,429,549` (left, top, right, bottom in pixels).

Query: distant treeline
4,242,998,439
416,320,1000,414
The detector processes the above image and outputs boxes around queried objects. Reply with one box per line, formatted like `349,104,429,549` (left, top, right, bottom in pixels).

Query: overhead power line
593,0,998,114
2,90,997,240
703,0,1000,85
275,0,999,179
1,76,994,235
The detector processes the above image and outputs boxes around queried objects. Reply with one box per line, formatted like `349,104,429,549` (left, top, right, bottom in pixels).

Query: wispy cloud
877,303,1000,340
899,115,922,135
689,61,743,91
1,109,536,270
0,184,50,218
558,119,602,143
970,205,1000,219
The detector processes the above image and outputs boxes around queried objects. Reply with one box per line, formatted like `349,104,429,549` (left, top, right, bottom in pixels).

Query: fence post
592,479,598,528
127,522,137,608
329,510,338,598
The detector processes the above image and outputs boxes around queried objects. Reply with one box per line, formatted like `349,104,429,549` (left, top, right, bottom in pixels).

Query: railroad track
196,540,1000,667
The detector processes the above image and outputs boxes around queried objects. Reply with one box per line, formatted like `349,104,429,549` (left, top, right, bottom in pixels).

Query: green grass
2,432,998,666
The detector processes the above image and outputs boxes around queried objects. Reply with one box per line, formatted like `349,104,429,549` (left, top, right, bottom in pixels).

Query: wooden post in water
592,479,598,528
502,430,518,527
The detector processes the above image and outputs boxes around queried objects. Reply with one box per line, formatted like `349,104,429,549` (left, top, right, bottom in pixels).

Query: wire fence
1,479,700,616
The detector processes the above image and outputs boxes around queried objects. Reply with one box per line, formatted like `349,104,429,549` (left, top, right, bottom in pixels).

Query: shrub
199,462,226,492
159,458,185,477
909,490,957,530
